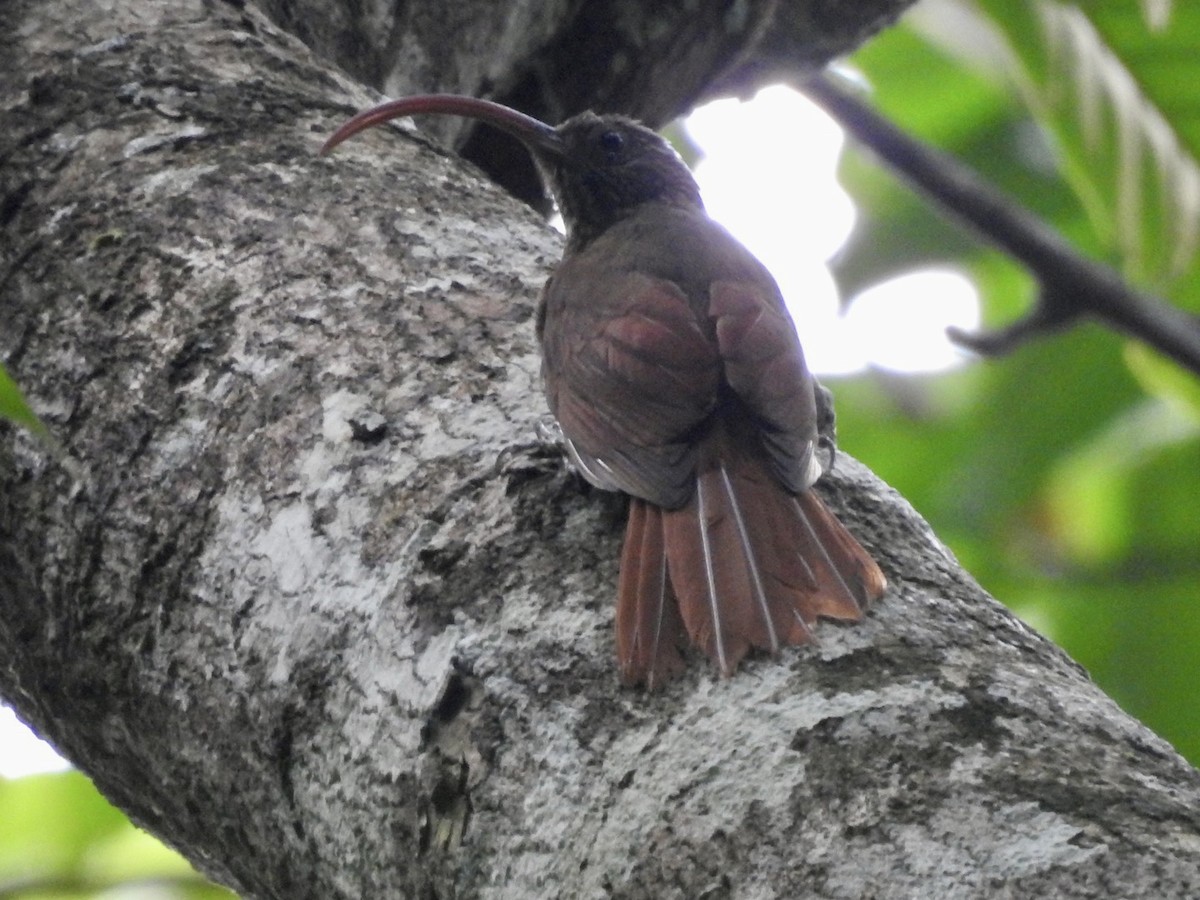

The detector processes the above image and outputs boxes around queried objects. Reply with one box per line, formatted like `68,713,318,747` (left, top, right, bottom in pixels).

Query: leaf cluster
831,0,1200,763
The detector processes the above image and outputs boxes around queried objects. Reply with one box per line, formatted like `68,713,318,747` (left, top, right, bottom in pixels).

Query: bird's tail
616,454,885,687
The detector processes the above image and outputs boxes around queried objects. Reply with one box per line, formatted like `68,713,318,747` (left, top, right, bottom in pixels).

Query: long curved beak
320,94,563,158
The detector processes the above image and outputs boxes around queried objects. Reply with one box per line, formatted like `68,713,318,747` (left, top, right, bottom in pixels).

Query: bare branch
802,72,1200,375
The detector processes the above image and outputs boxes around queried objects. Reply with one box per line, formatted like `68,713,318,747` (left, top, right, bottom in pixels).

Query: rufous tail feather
615,453,885,687
617,499,687,688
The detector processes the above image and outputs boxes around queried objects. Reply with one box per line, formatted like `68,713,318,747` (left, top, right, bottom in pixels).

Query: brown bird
322,96,886,687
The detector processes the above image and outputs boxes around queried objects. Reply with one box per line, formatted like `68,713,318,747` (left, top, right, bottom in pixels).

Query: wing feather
710,280,820,492
542,262,720,507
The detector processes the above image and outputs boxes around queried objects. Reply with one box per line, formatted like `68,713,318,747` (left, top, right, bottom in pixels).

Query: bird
322,95,887,688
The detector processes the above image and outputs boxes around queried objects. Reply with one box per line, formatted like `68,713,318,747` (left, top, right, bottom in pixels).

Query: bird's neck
562,197,706,255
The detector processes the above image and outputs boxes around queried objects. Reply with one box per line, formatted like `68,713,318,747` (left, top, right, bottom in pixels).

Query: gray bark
2,1,1199,899
252,0,918,206
255,0,915,121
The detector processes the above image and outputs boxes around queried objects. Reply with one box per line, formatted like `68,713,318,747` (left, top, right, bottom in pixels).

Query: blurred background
3,1,1197,896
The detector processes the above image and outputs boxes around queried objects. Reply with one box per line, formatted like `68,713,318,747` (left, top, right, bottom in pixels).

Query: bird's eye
599,130,624,158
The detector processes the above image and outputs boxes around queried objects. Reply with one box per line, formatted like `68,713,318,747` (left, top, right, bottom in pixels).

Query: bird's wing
708,278,821,493
541,264,721,508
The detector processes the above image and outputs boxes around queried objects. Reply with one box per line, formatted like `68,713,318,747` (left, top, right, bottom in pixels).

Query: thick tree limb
802,73,1200,375
2,2,1200,899
254,0,920,208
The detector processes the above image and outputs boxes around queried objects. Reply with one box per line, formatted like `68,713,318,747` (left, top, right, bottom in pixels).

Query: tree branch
252,0,922,210
801,72,1200,375
3,3,1200,898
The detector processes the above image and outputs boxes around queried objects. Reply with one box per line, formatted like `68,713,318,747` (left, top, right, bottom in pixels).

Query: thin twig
801,72,1200,376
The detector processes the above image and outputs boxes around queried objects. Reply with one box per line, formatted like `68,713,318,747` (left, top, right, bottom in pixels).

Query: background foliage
0,772,233,898
832,0,1200,766
2,0,1196,896
0,364,44,440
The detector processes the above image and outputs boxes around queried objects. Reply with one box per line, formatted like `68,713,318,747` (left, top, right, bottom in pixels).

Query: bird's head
321,95,702,250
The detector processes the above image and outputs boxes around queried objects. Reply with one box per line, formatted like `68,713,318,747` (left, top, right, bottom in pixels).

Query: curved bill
320,94,562,157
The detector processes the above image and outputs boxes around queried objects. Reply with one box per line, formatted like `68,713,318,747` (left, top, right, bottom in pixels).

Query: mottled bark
2,1,1199,899
255,0,918,206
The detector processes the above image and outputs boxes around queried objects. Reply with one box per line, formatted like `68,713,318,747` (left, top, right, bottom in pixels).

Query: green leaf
0,771,236,897
0,362,46,437
1136,0,1174,31
0,772,127,880
832,18,1094,312
1124,341,1200,420
971,0,1200,304
1043,396,1199,564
